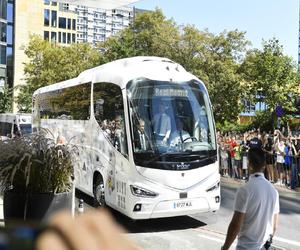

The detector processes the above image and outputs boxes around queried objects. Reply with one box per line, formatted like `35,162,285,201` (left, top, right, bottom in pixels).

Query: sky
132,0,299,62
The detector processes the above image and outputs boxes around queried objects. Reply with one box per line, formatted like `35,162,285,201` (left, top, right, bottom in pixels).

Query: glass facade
0,0,7,90
6,0,13,89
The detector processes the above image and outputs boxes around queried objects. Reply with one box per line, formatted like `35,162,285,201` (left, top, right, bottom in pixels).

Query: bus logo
176,162,190,170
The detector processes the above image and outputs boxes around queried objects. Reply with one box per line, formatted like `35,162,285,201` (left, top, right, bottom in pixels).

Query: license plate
173,201,192,209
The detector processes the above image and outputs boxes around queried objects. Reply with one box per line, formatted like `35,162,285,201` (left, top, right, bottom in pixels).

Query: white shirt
276,142,285,163
138,130,147,150
234,172,280,250
169,130,191,147
153,113,171,139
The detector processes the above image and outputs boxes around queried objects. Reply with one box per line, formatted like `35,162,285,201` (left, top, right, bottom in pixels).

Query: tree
0,85,13,113
17,35,103,112
99,9,180,61
195,30,250,123
240,38,299,118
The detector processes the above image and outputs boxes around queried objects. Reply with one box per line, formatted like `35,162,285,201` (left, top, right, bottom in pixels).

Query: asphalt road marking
197,233,236,246
196,227,300,249
274,236,300,247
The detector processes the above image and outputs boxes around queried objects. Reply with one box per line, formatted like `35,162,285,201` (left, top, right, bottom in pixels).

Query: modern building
58,3,134,46
1,0,140,112
0,0,14,94
74,5,133,46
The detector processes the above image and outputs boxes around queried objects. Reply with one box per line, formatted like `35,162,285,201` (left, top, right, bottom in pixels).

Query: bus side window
93,82,128,158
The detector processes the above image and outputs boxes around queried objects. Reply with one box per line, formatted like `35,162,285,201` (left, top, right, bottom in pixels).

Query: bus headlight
206,182,220,192
130,185,158,198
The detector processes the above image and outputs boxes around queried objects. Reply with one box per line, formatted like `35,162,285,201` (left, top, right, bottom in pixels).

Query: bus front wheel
93,176,106,207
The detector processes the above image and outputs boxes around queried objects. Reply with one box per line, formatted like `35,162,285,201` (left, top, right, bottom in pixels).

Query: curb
221,178,300,203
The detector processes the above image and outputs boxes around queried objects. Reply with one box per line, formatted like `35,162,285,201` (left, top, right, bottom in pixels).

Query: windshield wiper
145,152,180,164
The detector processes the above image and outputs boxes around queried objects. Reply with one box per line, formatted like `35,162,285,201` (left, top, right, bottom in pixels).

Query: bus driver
170,119,192,148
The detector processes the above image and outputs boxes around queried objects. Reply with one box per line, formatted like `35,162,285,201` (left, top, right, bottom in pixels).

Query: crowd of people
217,129,300,190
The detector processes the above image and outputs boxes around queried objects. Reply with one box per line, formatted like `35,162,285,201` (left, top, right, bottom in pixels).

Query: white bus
32,57,220,219
0,113,32,140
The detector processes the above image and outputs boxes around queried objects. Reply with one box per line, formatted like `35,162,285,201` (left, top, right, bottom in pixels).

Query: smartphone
0,225,40,250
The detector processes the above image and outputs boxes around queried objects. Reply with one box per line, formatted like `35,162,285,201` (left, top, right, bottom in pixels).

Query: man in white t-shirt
222,148,280,250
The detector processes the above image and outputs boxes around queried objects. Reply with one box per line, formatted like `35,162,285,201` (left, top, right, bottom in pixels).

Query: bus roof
33,56,202,96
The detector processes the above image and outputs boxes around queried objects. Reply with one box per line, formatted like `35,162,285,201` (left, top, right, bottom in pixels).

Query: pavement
221,176,300,203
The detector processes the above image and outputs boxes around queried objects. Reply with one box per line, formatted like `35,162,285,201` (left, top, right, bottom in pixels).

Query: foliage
17,35,103,112
216,120,249,134
196,30,250,123
244,110,276,133
0,85,13,113
239,38,298,116
0,131,76,194
100,9,180,61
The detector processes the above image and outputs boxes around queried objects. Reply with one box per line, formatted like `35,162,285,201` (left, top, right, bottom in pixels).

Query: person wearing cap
222,148,280,250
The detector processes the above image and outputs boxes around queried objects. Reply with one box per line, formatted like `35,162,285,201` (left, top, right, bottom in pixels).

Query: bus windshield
127,78,217,169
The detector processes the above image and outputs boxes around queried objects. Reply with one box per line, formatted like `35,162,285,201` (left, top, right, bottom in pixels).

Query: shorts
235,159,242,168
283,163,291,171
276,162,284,173
221,158,228,169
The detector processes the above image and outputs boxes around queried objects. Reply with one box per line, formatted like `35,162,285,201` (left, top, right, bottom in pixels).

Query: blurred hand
37,209,140,250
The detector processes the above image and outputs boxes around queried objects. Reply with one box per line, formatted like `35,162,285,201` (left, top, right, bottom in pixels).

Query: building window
44,31,49,41
51,1,57,6
72,19,76,30
62,32,66,43
51,32,56,42
7,2,13,23
44,0,50,5
0,45,6,65
67,18,71,29
0,0,7,20
72,33,75,43
242,100,255,113
67,33,70,44
59,17,66,29
51,10,57,27
6,24,12,46
44,9,50,26
0,22,6,43
58,32,61,43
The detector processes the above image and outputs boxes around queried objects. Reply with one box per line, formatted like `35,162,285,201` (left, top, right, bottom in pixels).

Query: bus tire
93,175,106,207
